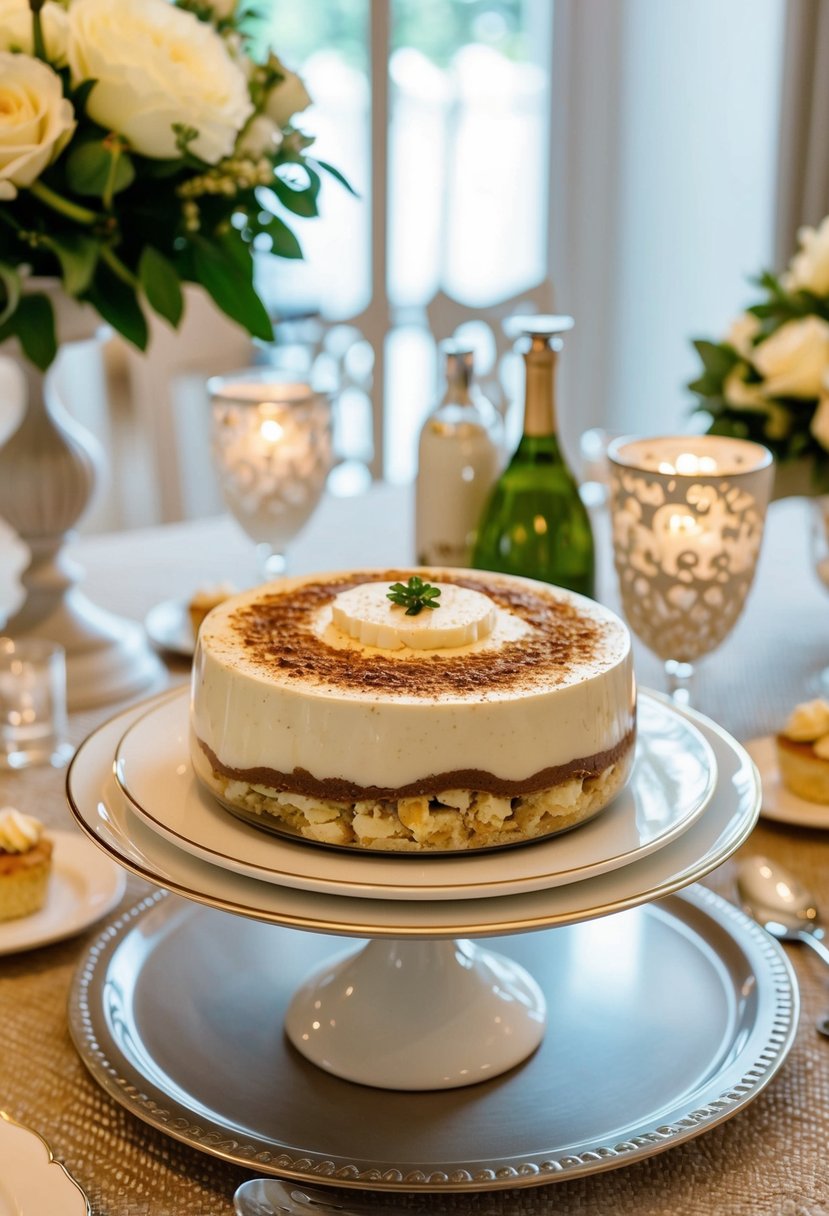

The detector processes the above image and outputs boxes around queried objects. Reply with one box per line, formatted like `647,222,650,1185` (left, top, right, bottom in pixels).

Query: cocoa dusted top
223,570,620,698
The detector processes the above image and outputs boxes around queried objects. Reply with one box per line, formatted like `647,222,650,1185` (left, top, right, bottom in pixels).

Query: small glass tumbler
0,638,74,770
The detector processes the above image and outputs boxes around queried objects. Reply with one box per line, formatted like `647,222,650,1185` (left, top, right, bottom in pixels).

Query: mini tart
188,586,235,637
0,837,53,922
776,734,829,804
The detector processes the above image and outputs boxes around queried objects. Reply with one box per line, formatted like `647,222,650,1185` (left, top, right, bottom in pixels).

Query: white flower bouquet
690,215,829,490
0,0,351,368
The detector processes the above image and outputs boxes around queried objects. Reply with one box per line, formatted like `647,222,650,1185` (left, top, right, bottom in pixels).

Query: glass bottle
471,315,595,596
415,341,503,567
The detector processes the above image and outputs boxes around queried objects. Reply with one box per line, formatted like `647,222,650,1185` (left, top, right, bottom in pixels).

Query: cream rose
0,0,68,63
236,114,282,159
724,312,761,360
67,0,252,163
753,316,829,398
723,364,766,410
265,59,312,128
0,52,75,201
786,216,829,296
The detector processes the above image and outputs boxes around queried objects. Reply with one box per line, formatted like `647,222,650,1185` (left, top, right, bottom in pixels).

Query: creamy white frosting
0,807,42,853
190,570,635,791
332,582,497,650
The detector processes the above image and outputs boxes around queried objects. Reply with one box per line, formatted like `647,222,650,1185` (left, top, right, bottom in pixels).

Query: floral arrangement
689,215,829,489
0,0,350,368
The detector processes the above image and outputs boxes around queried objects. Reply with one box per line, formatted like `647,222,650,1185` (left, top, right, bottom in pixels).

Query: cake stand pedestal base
284,937,547,1090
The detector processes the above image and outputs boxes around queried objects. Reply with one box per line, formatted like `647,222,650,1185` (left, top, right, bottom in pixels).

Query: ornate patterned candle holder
209,370,332,579
608,435,774,705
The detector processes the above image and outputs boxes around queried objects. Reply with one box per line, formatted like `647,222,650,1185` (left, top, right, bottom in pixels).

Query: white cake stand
66,686,776,1101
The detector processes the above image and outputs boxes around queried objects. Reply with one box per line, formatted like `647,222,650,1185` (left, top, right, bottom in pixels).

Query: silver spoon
736,854,829,1037
234,1178,397,1216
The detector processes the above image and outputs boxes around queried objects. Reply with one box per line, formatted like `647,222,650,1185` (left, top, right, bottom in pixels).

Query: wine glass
208,369,332,580
607,435,774,707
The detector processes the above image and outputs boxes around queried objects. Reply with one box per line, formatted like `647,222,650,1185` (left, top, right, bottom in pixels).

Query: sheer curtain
551,0,787,453
774,0,829,265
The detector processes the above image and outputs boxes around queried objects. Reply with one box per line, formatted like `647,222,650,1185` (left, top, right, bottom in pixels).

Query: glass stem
664,659,694,709
256,543,287,581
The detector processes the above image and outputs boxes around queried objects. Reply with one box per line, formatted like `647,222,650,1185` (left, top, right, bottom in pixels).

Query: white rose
236,114,282,159
0,51,75,201
723,364,766,410
724,312,761,360
265,61,312,128
810,390,829,452
786,215,829,296
67,0,252,164
0,0,68,63
753,315,829,398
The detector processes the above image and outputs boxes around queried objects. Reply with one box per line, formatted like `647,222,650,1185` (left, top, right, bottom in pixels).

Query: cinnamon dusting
224,570,615,697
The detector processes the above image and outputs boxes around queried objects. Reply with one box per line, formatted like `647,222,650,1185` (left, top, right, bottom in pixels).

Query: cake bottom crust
193,748,635,852
0,840,53,921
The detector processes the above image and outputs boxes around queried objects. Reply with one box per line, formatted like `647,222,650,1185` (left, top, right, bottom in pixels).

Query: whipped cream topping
0,807,42,853
331,582,497,651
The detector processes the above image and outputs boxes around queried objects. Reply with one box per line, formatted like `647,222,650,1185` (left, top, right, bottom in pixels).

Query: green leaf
66,139,135,198
217,227,255,280
85,267,148,350
271,173,319,218
70,78,97,113
312,158,358,196
687,373,720,398
40,233,99,296
13,293,57,370
386,576,441,615
191,237,273,341
267,215,303,259
0,263,21,327
139,247,184,327
692,339,738,379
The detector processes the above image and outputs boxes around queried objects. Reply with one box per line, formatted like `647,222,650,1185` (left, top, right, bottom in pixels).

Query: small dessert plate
745,735,829,829
0,1111,89,1214
144,599,194,658
0,830,126,955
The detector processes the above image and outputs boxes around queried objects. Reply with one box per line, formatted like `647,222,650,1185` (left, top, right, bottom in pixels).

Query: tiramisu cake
189,569,636,852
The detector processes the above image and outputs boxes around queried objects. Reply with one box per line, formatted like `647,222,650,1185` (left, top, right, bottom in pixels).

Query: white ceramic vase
0,281,164,709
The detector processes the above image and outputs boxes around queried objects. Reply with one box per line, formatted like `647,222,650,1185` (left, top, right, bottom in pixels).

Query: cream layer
190,569,636,793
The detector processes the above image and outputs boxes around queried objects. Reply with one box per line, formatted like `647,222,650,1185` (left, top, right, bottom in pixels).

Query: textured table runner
0,491,828,1216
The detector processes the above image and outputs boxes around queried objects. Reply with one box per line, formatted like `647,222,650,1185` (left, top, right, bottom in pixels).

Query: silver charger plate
68,885,797,1193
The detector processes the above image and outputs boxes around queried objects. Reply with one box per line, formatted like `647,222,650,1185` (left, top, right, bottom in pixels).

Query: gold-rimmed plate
111,689,717,900
67,691,756,938
0,1112,89,1215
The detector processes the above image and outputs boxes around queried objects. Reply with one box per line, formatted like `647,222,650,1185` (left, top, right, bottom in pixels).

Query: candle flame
259,418,284,443
657,453,719,476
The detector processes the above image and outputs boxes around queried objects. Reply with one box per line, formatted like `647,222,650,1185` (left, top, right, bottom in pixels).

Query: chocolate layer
197,725,636,802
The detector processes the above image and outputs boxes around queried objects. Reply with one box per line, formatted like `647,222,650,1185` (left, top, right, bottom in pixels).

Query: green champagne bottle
471,315,595,596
